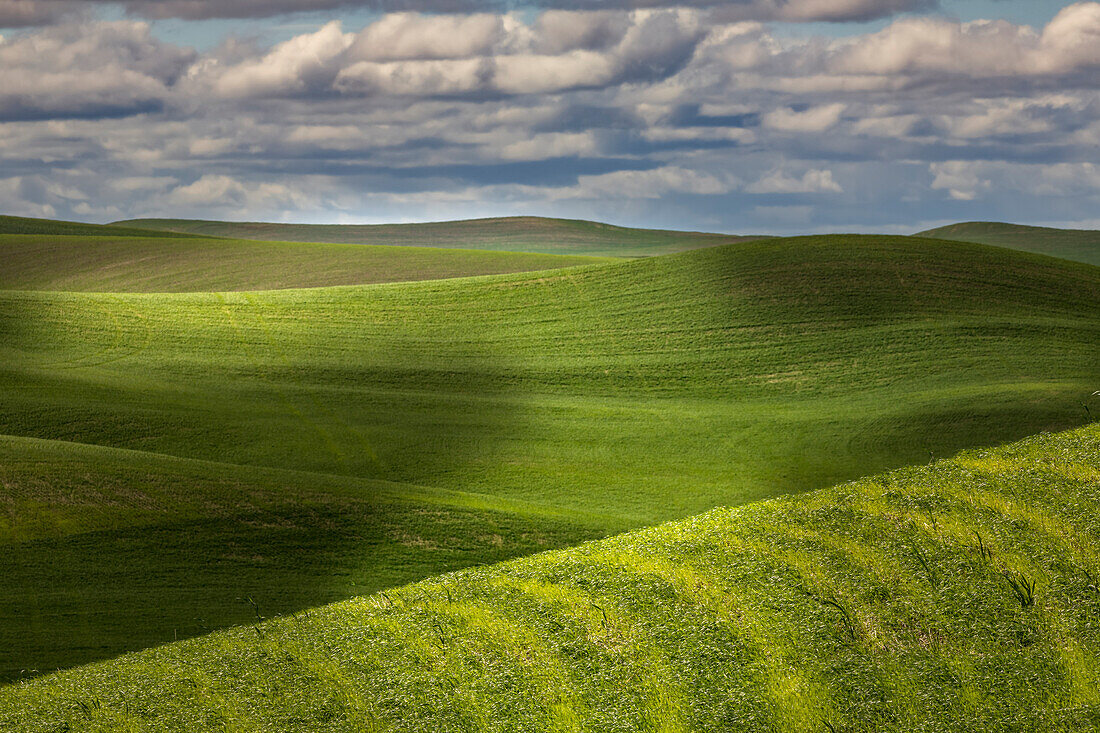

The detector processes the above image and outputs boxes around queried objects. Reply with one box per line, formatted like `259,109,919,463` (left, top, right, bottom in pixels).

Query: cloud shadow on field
0,285,598,679
0,500,608,682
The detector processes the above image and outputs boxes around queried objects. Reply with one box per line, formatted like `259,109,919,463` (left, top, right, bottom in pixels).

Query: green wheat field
0,214,1097,731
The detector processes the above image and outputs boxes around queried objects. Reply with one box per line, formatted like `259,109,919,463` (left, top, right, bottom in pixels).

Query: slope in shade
4,423,1100,731
0,435,617,683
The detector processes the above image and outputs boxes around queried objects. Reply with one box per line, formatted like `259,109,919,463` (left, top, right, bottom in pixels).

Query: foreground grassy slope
917,222,1100,266
4,423,1099,731
0,434,618,681
1,235,1097,676
0,235,611,292
114,215,763,257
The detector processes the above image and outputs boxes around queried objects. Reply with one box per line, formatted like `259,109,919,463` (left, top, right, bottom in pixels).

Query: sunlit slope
917,221,1100,266
114,215,763,257
0,234,612,292
5,424,1100,731
2,235,1096,520
0,434,617,682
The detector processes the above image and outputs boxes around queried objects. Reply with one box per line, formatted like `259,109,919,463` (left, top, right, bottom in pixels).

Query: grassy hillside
0,215,191,238
0,235,1096,677
0,235,613,292
0,434,619,681
113,216,763,257
4,423,1099,731
917,222,1100,266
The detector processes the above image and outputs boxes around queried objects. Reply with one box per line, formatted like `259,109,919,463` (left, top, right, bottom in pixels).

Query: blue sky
0,0,1097,234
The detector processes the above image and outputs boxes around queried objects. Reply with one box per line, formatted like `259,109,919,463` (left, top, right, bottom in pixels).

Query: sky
0,0,1097,234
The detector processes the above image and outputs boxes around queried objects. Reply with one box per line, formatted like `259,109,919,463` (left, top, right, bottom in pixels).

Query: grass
3,422,1099,731
0,234,613,292
112,215,765,257
0,215,193,238
0,233,1097,679
916,222,1100,267
0,434,619,681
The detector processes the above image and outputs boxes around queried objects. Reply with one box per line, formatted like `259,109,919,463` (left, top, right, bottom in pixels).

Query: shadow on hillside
0,290,565,680
0,500,607,683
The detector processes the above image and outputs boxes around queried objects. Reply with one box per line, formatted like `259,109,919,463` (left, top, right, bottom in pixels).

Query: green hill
4,423,1099,731
0,215,192,238
0,235,1096,677
113,216,763,257
916,222,1100,266
0,235,613,292
0,434,618,681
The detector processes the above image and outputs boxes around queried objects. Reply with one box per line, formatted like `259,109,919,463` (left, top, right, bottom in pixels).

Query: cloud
209,20,352,97
2,8,1099,233
832,3,1100,80
203,9,705,98
0,21,194,121
565,165,732,198
346,12,507,61
747,168,843,194
113,0,932,22
763,103,845,132
929,161,990,201
0,0,82,27
162,174,318,213
714,0,934,22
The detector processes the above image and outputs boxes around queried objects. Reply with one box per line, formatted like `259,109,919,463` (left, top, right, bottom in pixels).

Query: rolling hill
113,216,764,257
1,234,1097,678
0,215,193,239
0,235,613,292
4,422,1099,731
917,222,1100,266
0,434,619,681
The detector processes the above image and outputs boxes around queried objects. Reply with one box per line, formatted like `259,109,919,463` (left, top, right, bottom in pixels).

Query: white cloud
763,103,845,132
112,0,930,23
346,13,506,61
210,21,353,97
929,161,991,201
747,168,843,194
0,21,193,120
1033,162,1100,196
567,166,732,199
161,174,320,215
498,132,597,160
833,3,1100,79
